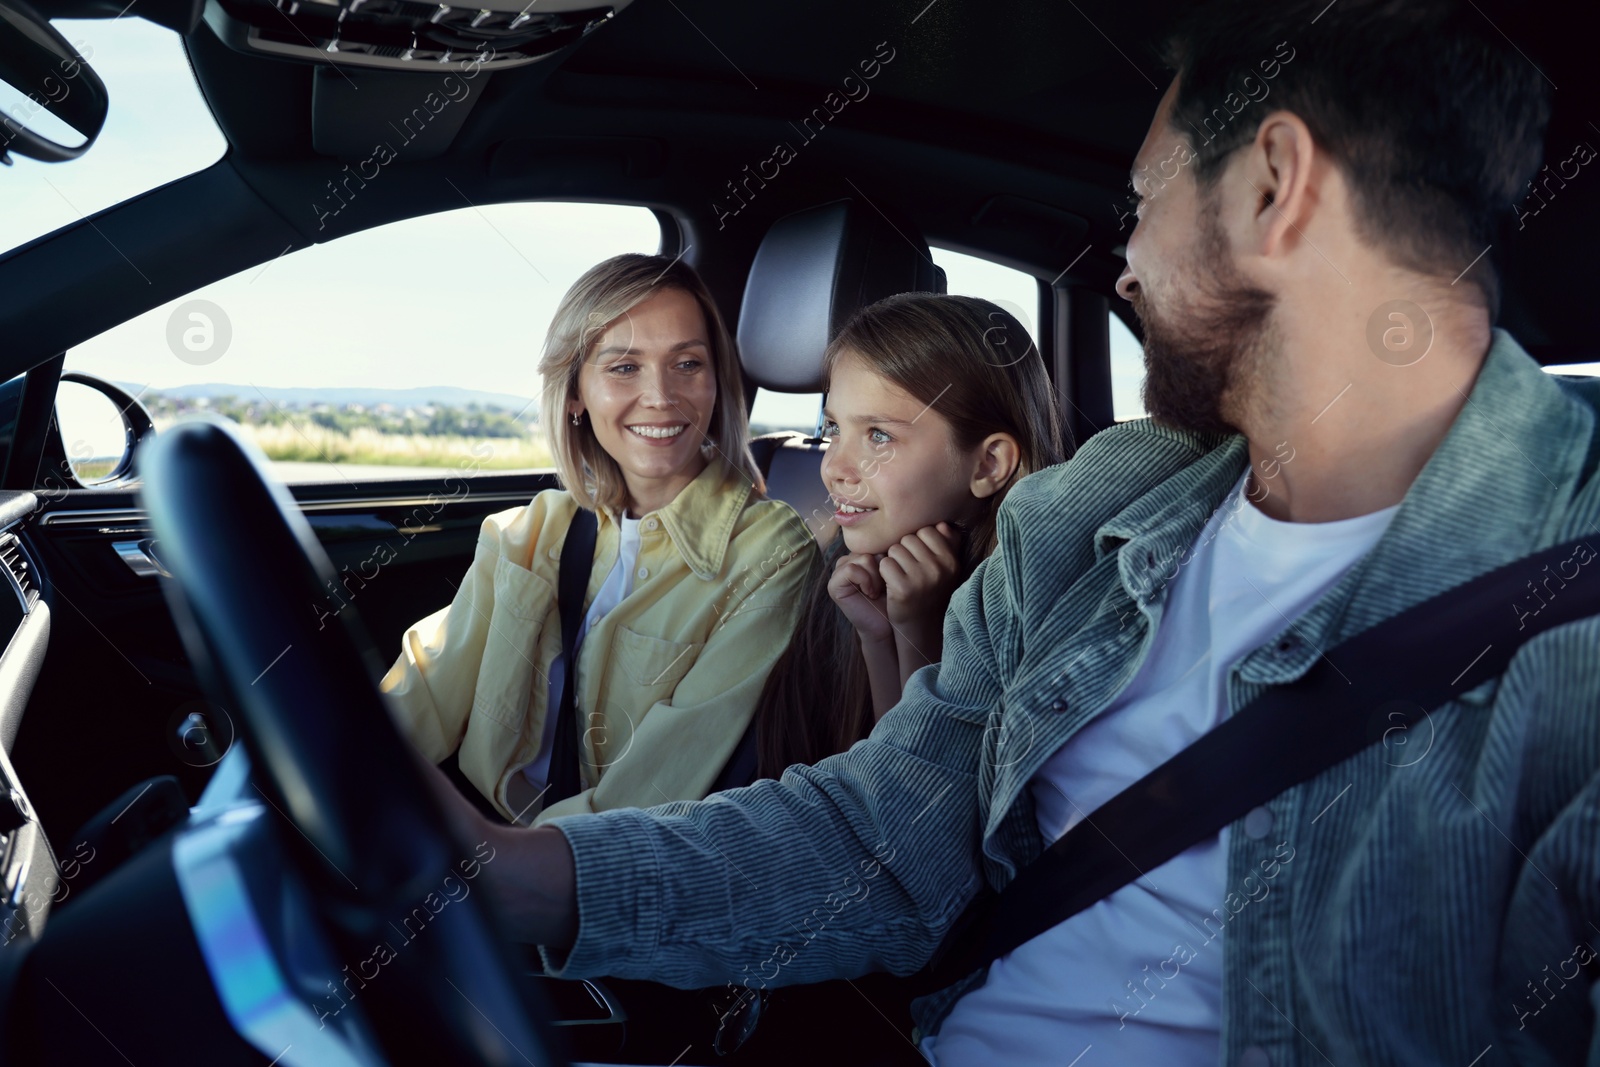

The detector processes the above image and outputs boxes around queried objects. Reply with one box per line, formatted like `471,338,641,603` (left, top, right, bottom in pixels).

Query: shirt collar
597,454,755,581
1094,329,1597,676
1090,426,1248,611
1316,327,1596,642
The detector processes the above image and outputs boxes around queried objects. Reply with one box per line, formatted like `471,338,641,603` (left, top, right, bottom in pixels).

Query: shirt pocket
493,554,554,621
613,625,701,695
475,556,553,728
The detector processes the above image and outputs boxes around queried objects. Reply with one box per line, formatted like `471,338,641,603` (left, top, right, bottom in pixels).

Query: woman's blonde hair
539,253,763,512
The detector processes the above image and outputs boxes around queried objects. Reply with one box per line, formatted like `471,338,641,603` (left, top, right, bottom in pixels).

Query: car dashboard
0,486,697,1064
0,491,53,963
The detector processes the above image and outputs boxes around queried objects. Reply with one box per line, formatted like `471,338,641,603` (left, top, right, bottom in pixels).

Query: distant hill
125,382,539,415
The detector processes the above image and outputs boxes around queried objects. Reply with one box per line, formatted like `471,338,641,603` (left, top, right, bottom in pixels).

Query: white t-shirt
924,471,1399,1066
517,514,643,798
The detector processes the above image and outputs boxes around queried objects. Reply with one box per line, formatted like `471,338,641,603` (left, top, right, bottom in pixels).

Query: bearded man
420,2,1600,1063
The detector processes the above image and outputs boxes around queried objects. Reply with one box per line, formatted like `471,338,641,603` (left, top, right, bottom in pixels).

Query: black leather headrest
737,199,947,392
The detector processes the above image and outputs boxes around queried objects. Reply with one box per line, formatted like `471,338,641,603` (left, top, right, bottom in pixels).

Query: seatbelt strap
922,533,1600,991
709,717,760,793
546,508,599,806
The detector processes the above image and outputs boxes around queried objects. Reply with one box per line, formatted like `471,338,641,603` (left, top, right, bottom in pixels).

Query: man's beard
1132,210,1277,436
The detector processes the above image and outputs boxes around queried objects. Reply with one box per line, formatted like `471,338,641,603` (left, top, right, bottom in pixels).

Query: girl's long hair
754,293,1070,779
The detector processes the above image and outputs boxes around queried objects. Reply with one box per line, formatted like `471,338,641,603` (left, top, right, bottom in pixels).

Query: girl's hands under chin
827,550,893,644
879,522,963,629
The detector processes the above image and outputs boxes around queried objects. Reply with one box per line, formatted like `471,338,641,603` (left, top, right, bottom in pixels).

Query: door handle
111,538,172,578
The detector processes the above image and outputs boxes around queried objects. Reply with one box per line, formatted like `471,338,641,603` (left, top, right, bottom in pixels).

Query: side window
1110,312,1147,420
748,247,1042,435
64,202,661,483
748,389,824,437
1544,361,1600,377
933,247,1040,347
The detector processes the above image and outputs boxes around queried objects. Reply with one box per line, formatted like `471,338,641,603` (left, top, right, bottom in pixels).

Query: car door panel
13,471,559,847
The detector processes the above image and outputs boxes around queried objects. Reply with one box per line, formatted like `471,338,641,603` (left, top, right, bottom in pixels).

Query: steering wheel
138,417,565,1066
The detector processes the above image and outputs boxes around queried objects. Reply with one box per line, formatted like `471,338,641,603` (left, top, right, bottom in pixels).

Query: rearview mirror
0,0,108,164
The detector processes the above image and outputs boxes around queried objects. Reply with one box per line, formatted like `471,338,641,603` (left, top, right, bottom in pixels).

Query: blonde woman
382,253,817,825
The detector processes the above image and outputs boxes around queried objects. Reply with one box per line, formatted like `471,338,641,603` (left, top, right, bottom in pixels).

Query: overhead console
202,0,628,72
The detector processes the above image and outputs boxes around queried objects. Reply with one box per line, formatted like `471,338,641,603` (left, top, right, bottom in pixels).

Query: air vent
205,0,623,72
0,535,37,609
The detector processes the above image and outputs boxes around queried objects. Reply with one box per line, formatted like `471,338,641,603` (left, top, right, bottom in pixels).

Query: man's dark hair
1161,0,1550,319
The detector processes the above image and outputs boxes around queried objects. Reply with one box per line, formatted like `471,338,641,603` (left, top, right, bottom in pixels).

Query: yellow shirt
380,455,817,824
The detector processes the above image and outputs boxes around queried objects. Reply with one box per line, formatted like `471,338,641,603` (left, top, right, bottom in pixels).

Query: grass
71,458,119,482
153,418,553,470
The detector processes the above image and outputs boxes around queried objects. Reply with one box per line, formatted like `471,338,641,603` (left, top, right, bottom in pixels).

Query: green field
243,421,551,469
147,418,553,471
70,458,119,482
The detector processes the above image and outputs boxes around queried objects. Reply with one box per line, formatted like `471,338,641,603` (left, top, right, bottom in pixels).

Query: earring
571,411,582,427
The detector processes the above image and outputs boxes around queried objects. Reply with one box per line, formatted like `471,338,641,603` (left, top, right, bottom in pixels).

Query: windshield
0,16,226,256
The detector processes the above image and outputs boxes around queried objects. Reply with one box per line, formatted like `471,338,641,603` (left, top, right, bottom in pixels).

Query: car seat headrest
737,198,946,393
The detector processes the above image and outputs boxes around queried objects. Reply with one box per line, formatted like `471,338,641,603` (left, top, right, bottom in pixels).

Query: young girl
382,253,816,825
756,292,1068,778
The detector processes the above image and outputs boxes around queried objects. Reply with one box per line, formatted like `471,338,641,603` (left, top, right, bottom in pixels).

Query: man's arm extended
418,528,1018,991
416,757,580,947
412,428,1219,988
423,653,997,990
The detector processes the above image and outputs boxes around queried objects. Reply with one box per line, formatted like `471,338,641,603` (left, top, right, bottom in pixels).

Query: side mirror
0,0,108,164
51,372,155,487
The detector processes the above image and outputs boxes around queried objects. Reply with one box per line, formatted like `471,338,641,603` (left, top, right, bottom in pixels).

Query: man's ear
969,433,1021,499
1239,109,1318,260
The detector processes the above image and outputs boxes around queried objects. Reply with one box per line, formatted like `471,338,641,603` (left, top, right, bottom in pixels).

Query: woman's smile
626,421,690,443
